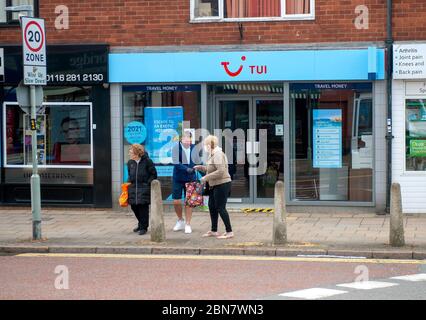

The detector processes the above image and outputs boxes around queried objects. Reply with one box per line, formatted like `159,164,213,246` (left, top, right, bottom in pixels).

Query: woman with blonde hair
194,135,234,239
127,143,157,235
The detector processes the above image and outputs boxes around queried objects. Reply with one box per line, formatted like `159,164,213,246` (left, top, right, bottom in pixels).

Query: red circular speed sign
24,20,44,53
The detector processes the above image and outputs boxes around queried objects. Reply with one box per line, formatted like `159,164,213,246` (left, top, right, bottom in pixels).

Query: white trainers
185,224,192,234
173,219,185,231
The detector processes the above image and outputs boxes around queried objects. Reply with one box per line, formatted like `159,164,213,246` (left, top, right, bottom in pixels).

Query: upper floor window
1,0,38,25
191,0,314,22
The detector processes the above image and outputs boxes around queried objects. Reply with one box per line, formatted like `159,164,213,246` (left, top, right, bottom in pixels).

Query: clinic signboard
394,44,426,79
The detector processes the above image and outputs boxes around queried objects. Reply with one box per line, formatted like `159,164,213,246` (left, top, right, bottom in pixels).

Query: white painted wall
392,80,426,213
374,81,387,213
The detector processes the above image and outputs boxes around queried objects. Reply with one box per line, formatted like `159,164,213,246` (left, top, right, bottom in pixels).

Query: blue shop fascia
108,46,386,210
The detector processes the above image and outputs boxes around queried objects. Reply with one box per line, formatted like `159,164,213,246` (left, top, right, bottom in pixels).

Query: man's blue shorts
172,181,187,200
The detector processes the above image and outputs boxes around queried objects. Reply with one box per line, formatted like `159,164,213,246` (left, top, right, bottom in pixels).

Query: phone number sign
21,17,46,85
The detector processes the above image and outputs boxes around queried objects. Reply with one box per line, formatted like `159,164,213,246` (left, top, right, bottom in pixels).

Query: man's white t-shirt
181,143,191,164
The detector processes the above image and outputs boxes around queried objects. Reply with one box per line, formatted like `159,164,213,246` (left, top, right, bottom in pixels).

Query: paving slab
0,208,425,259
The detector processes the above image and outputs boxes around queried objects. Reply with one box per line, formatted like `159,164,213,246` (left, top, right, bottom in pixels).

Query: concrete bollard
390,182,405,247
150,179,166,243
273,180,287,245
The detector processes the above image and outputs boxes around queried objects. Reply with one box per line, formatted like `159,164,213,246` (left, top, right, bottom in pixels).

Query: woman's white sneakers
173,219,192,234
173,219,185,232
184,224,192,234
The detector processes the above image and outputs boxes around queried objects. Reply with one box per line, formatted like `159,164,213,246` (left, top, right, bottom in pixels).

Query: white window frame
190,0,315,22
403,95,426,175
3,101,94,169
0,0,38,25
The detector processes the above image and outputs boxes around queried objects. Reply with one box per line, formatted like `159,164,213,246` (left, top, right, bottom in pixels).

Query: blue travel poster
313,109,342,168
144,107,183,164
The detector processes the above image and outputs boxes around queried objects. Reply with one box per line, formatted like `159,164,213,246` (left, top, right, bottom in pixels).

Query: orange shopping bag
119,183,131,207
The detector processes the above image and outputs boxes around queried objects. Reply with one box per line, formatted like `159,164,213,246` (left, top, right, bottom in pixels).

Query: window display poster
313,109,342,168
410,140,426,157
144,106,184,164
124,121,147,144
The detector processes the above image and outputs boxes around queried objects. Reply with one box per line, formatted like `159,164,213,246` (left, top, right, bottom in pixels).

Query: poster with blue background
144,106,183,164
123,106,183,184
313,109,342,168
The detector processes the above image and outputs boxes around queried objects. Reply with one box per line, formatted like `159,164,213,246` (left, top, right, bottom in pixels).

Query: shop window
4,102,93,167
0,0,38,25
122,85,202,201
193,0,220,18
406,99,426,171
289,83,373,202
192,0,314,21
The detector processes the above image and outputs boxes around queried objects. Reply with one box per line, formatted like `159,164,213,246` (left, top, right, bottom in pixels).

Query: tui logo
221,56,246,77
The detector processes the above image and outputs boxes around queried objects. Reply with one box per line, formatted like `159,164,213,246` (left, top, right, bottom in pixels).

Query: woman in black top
127,144,157,235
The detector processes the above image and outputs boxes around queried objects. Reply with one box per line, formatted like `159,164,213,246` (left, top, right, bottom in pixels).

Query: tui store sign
0,44,108,85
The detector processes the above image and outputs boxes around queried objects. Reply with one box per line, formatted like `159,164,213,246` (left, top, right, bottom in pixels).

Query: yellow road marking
15,253,426,265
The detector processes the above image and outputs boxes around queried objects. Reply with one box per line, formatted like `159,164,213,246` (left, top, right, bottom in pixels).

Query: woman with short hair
127,144,157,235
195,135,234,239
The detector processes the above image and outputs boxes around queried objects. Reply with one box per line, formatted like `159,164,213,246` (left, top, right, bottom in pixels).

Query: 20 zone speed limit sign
21,17,46,85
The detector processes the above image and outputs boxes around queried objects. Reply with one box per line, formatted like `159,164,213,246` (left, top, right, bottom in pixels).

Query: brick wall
393,0,426,41
0,0,424,46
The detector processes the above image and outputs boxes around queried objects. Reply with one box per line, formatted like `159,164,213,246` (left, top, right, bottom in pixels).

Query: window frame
404,96,426,174
287,82,375,206
190,0,315,23
3,101,94,169
0,0,39,27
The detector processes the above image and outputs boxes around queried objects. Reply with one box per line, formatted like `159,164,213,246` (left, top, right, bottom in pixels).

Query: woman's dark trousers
131,204,149,231
208,182,232,233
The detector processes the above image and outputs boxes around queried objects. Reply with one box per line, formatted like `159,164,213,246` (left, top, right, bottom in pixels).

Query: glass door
217,99,252,203
254,98,284,201
215,97,284,203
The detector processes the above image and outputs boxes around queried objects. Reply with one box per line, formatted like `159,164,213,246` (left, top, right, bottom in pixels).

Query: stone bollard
150,179,166,243
390,182,405,247
273,180,287,245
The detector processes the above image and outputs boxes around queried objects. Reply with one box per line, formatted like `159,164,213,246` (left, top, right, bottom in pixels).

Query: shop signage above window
109,48,385,83
1,45,108,85
290,83,373,91
394,44,426,80
124,85,201,92
406,81,426,96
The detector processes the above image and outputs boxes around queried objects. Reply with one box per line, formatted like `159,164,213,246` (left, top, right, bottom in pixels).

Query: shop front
0,44,111,207
109,47,386,210
392,43,426,213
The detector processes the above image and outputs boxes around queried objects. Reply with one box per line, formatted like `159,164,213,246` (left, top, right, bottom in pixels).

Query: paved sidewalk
0,207,426,259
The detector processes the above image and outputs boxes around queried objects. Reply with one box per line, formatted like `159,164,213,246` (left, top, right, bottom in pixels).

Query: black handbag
203,182,210,196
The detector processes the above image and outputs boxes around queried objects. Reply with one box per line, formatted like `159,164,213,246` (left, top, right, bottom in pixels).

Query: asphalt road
0,253,425,300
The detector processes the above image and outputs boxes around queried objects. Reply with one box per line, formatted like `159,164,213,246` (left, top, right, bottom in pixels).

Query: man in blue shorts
172,131,196,234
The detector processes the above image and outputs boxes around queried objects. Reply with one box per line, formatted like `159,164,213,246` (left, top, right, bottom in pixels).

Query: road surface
0,253,425,300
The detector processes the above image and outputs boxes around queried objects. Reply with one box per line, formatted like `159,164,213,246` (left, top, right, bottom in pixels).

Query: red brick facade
0,0,425,46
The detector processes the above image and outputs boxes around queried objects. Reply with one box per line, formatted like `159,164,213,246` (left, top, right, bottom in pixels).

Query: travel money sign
21,17,46,85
